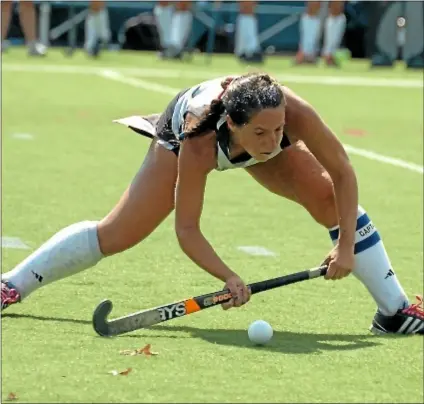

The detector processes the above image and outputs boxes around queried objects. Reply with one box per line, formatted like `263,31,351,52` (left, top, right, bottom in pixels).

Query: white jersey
114,78,288,172
171,78,284,171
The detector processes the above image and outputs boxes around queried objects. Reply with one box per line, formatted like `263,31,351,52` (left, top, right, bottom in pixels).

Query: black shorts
155,88,189,149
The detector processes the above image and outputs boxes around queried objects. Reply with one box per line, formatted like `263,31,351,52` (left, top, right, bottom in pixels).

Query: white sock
169,11,192,52
322,14,346,56
300,14,321,57
329,206,409,316
97,9,111,43
2,221,104,300
235,14,260,57
154,5,174,49
84,12,100,49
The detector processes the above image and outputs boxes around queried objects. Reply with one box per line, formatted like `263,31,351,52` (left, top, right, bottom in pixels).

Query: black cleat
370,296,424,335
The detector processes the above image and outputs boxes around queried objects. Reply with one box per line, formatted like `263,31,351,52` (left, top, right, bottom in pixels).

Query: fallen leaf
119,367,132,376
141,344,159,356
7,392,18,401
108,368,132,376
119,344,158,356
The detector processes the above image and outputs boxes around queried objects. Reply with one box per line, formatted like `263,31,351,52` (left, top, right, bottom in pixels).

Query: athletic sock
328,206,409,316
154,4,173,49
322,14,346,56
169,10,192,52
97,8,111,44
2,221,104,300
235,14,260,57
300,14,321,57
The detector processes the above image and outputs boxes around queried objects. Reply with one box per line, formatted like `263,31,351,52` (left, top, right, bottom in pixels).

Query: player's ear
226,115,236,132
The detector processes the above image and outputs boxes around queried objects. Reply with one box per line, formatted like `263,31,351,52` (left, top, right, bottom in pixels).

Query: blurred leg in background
154,1,174,56
84,1,110,57
368,2,401,67
403,1,424,69
164,1,192,59
1,0,46,55
235,1,263,63
321,1,346,66
295,1,321,64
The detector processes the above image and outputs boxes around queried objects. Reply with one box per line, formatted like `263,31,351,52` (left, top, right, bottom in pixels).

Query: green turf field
2,48,423,403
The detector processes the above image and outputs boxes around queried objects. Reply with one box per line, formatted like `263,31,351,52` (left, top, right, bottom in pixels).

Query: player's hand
221,275,251,310
323,244,354,280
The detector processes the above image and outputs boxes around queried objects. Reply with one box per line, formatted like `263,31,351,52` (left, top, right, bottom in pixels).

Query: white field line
1,236,30,250
2,63,423,88
343,145,423,174
237,246,279,257
99,70,424,175
99,69,177,95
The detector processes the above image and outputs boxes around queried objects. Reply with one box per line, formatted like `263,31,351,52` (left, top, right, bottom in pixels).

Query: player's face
228,106,286,162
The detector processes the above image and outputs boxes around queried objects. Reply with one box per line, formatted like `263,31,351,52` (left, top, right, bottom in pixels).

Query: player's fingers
325,262,337,280
221,299,234,310
241,285,250,305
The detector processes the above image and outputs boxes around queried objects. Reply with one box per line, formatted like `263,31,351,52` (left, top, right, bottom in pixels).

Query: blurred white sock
235,14,260,56
300,14,321,56
98,8,111,43
84,12,98,50
169,11,192,52
154,4,173,49
322,14,346,56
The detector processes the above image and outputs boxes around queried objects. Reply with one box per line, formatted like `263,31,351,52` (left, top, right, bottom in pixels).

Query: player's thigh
98,140,178,255
245,141,337,228
306,1,322,16
329,1,344,15
239,1,256,14
1,1,13,11
175,1,191,11
89,1,106,12
18,0,34,11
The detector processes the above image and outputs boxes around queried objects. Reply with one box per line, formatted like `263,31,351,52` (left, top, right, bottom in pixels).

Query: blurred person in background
295,1,346,66
235,1,263,63
1,0,46,55
84,1,111,57
154,1,193,59
369,1,424,69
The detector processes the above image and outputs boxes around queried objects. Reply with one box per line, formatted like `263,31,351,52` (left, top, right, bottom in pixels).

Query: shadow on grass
3,314,385,354
119,324,384,354
2,313,91,325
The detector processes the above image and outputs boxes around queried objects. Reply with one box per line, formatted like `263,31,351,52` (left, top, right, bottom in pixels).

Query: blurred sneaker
371,52,393,67
323,54,341,67
294,50,317,65
1,40,10,53
406,55,424,69
239,50,264,64
28,41,47,57
86,40,102,57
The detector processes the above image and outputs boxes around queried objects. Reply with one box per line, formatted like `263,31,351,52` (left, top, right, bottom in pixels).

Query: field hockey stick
92,265,327,337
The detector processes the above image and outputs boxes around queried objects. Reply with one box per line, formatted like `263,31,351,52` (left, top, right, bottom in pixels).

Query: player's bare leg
2,141,178,309
84,1,110,57
246,142,422,335
322,1,346,66
295,1,321,64
235,1,263,63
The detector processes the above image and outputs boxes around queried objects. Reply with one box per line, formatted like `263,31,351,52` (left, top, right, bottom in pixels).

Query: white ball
248,320,273,345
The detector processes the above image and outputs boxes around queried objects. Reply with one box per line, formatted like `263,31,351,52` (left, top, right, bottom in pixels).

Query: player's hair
184,73,285,139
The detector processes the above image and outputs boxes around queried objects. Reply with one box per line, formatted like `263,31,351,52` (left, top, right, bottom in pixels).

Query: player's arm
286,91,358,251
175,114,237,282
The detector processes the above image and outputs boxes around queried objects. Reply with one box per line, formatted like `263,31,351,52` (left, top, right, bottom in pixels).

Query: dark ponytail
184,99,225,139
